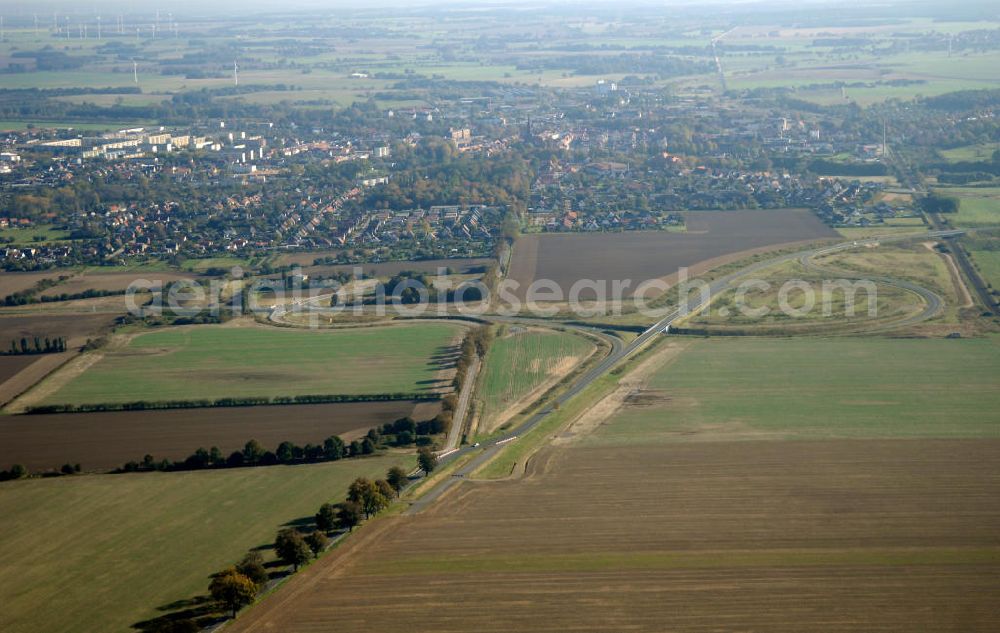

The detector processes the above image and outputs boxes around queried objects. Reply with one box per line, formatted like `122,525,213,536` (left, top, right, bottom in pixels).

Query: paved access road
405,229,964,514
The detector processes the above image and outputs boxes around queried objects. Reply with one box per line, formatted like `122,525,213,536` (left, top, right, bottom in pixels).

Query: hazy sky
0,0,890,14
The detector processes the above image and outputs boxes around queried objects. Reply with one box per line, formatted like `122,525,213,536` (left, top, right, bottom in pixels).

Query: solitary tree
274,529,311,572
386,466,408,494
305,531,328,558
209,568,258,619
417,447,437,475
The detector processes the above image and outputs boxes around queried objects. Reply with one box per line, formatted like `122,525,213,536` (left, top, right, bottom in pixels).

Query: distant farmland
0,269,205,300
508,209,837,301
0,400,436,472
0,312,116,348
39,322,463,407
275,255,493,277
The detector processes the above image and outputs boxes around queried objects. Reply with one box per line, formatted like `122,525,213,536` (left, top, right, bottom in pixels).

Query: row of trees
206,460,436,622
29,392,433,414
0,462,80,481
454,325,494,392
6,336,68,355
118,412,452,474
118,435,368,473
3,288,122,306
0,464,28,481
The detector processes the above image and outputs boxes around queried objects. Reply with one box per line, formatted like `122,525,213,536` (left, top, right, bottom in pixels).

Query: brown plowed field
228,439,1000,632
0,312,116,347
0,400,436,472
508,209,837,300
0,356,39,384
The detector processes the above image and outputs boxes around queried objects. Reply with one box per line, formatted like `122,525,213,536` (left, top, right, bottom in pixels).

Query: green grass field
579,337,1000,446
0,225,72,244
0,454,412,633
949,196,1000,227
690,259,923,332
43,322,462,405
968,248,1000,292
836,225,928,239
940,144,1000,163
476,328,594,432
930,187,1000,227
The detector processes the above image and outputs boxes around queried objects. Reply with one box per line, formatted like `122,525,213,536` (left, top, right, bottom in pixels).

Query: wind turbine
234,60,239,87
133,59,139,84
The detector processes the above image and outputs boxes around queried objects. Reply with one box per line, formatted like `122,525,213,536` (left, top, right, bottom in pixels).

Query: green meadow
43,322,463,405
0,454,413,633
581,337,1000,446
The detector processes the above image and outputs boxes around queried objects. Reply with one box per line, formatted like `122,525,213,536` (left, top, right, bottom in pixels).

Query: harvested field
0,453,414,633
0,312,116,347
37,270,205,299
0,399,435,472
508,209,837,301
228,439,1000,633
0,353,73,407
0,270,204,301
0,355,38,384
227,336,1000,633
0,271,61,297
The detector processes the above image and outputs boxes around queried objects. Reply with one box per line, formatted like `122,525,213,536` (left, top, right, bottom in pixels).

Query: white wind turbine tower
133,59,139,84
234,60,239,87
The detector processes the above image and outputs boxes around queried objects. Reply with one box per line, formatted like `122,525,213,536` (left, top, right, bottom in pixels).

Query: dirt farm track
227,438,1000,633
